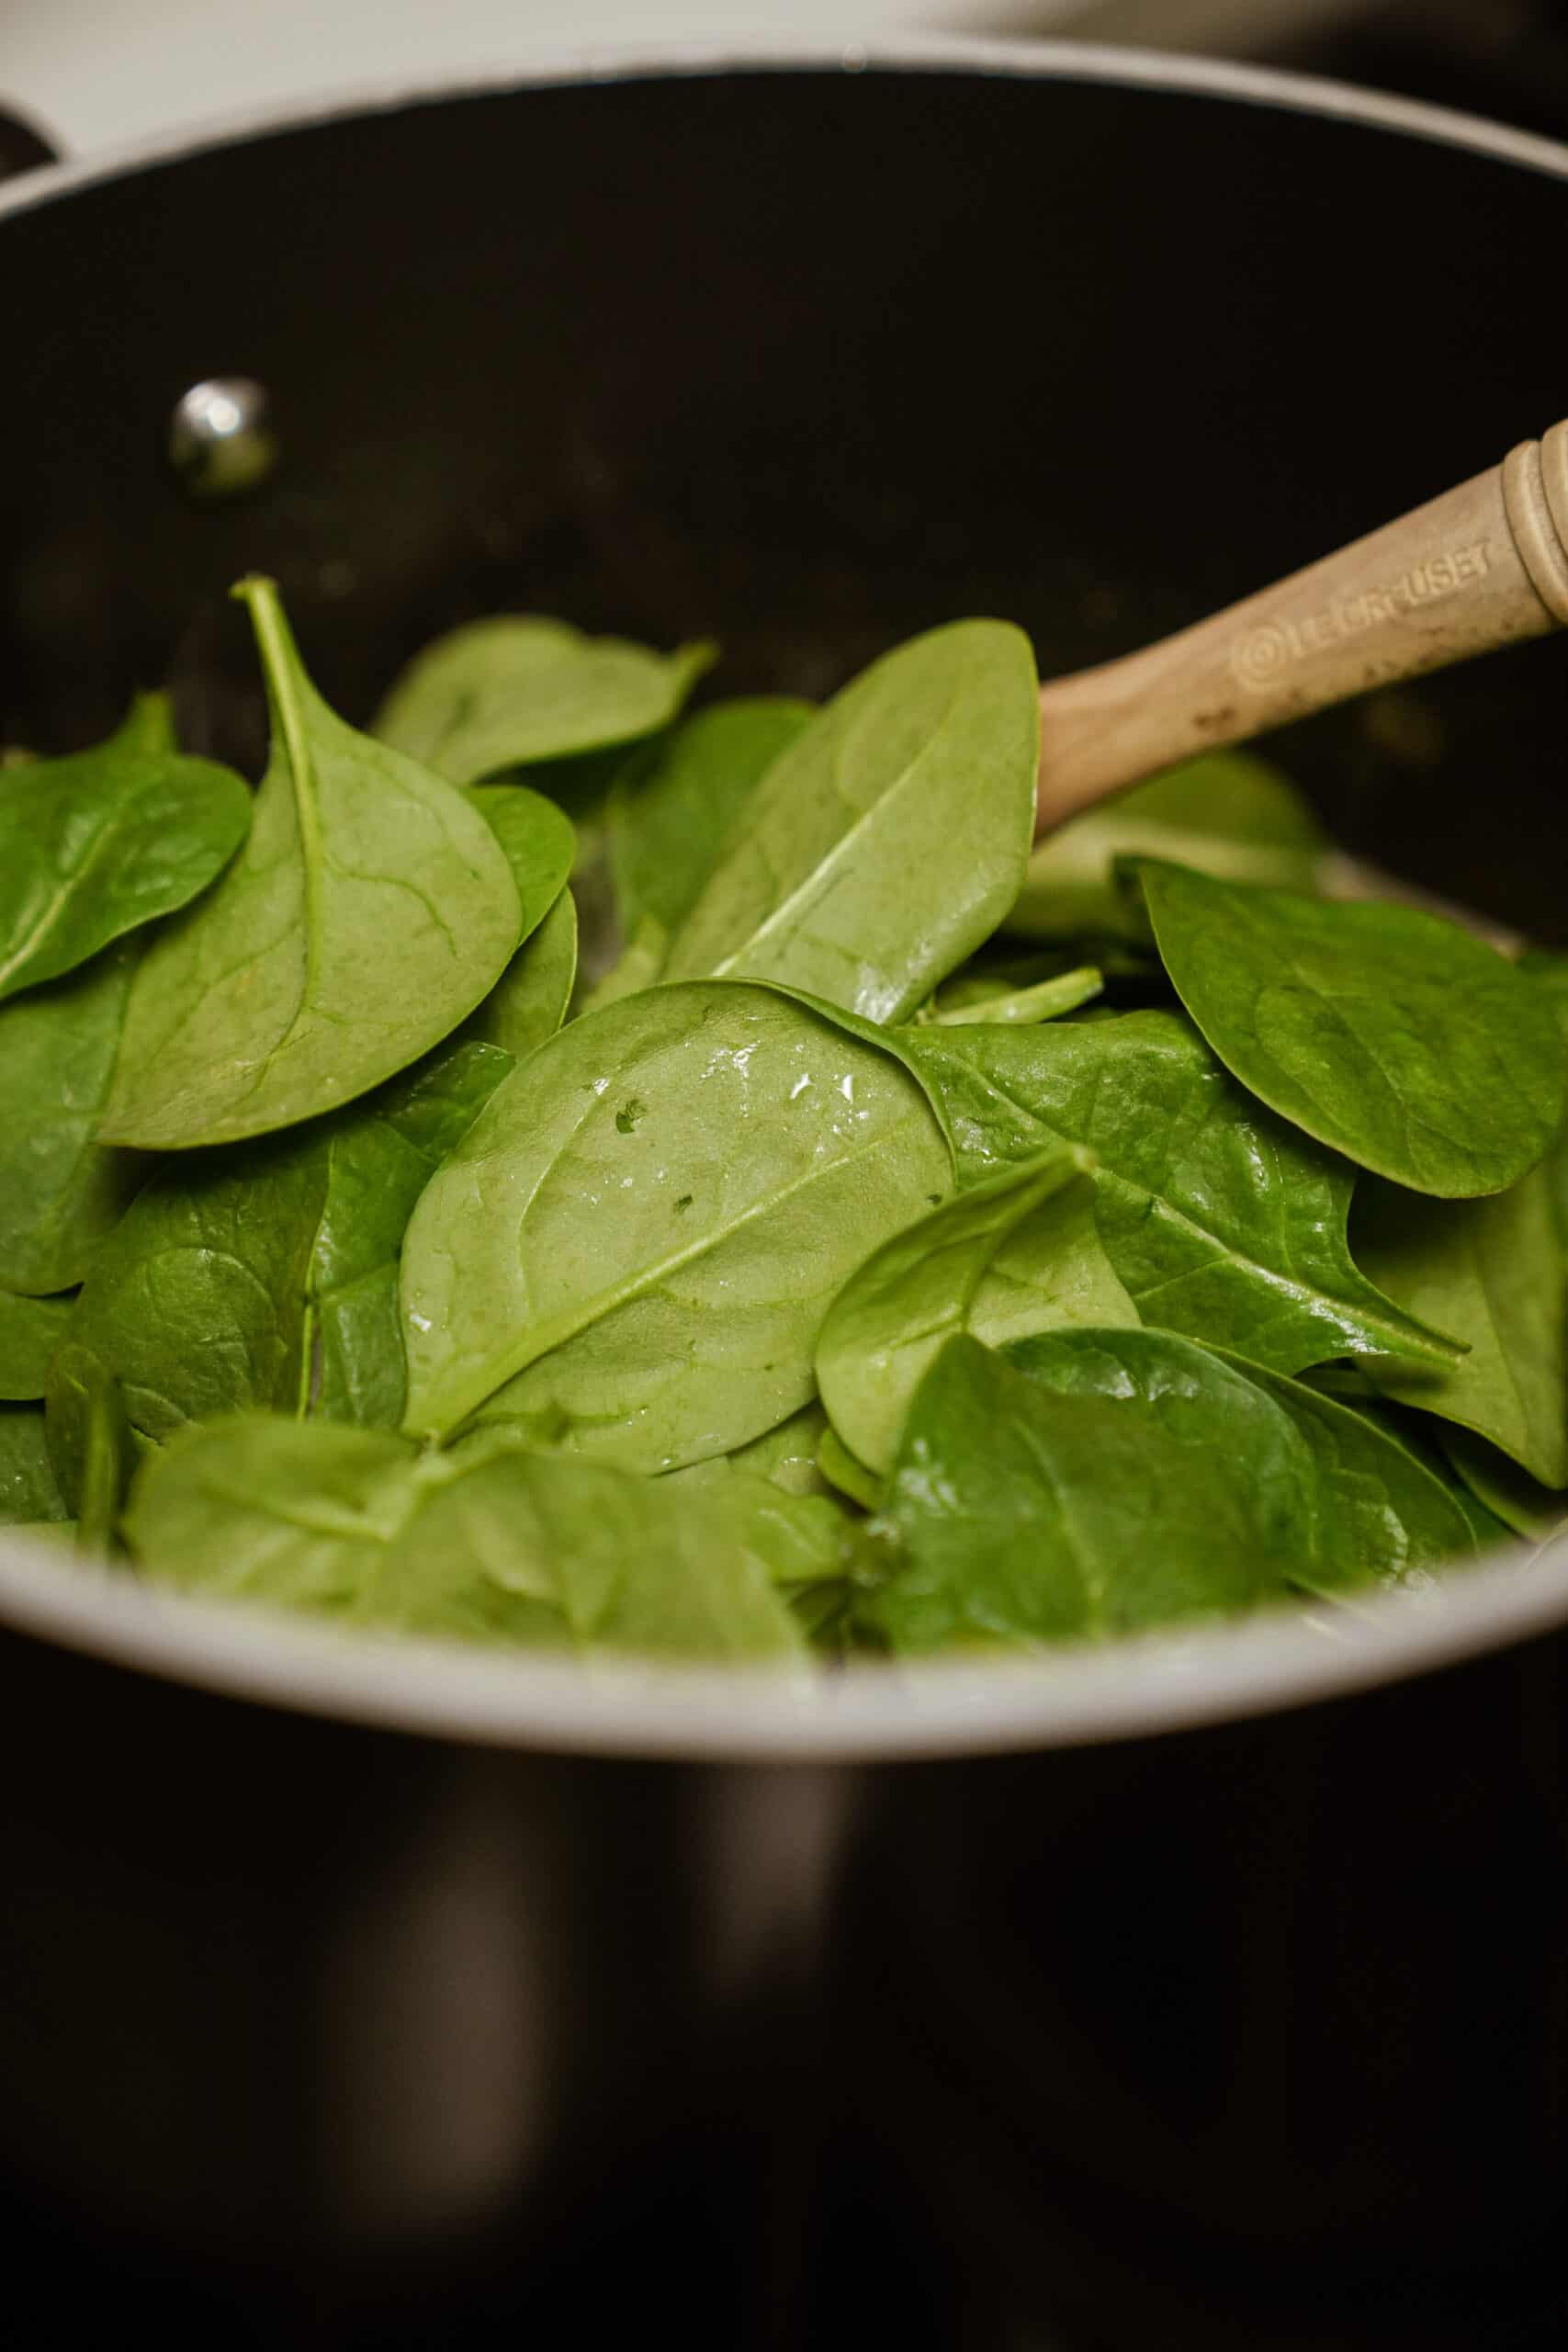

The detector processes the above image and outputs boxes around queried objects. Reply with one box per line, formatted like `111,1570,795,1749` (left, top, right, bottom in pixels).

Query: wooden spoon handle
1035,419,1568,834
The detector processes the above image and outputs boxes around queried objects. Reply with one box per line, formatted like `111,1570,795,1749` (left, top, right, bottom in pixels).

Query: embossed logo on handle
1231,540,1494,692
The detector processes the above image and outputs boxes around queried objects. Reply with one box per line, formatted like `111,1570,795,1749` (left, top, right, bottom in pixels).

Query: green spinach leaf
0,693,253,1004
867,1326,1475,1653
0,937,149,1296
0,1289,76,1400
1353,1169,1568,1486
0,1404,68,1524
875,1009,1454,1375
124,1414,804,1660
608,697,814,941
467,782,576,941
662,621,1038,1023
373,615,715,786
919,967,1102,1027
816,1146,1135,1475
1138,862,1562,1197
1012,749,1327,940
100,578,522,1148
52,1037,513,1508
457,887,577,1059
400,979,952,1468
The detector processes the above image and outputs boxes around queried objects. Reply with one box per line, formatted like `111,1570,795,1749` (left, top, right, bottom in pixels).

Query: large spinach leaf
815,1146,1135,1475
867,1326,1476,1653
100,578,522,1149
0,937,148,1296
123,1414,804,1660
52,1037,513,1508
0,693,253,1003
1011,750,1328,940
608,697,814,941
374,615,715,786
400,979,952,1468
661,622,1038,1023
1353,1169,1568,1487
874,1008,1453,1374
1138,862,1562,1197
0,1289,75,1401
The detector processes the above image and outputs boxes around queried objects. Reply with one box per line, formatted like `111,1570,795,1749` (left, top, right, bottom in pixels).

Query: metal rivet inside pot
167,377,277,499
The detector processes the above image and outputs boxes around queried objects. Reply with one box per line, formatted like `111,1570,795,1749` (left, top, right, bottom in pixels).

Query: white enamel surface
4,38,1567,1757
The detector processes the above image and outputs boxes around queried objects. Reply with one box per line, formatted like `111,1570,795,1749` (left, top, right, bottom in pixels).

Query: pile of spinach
3,577,1564,1663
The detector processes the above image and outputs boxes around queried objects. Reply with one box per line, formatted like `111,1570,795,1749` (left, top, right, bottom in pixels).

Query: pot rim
5,30,1567,1759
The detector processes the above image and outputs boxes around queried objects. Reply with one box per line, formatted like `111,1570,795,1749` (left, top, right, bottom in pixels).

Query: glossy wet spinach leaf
608,696,814,941
874,1008,1454,1375
1138,862,1563,1197
662,621,1038,1023
52,1036,513,1509
1012,750,1328,940
0,692,253,1006
867,1325,1475,1653
0,937,149,1296
0,1288,76,1401
101,578,522,1149
816,1146,1135,1475
400,979,952,1468
124,1414,804,1660
374,615,715,786
1353,1168,1568,1487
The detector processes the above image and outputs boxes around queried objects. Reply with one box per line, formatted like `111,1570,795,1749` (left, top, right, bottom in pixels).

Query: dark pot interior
6,51,1568,2351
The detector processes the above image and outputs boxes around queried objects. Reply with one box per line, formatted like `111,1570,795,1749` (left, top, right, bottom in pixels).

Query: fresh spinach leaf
867,1325,1475,1653
400,979,952,1468
1353,1168,1568,1487
457,887,577,1060
52,1036,514,1508
0,1289,76,1401
373,616,715,786
0,937,149,1296
662,621,1039,1023
867,1332,1301,1650
575,910,667,1019
1138,862,1563,1198
816,1146,1134,1475
48,1342,137,1554
100,578,522,1149
817,1423,885,1512
608,697,814,941
1012,749,1328,940
1199,1347,1478,1596
467,783,576,942
0,692,253,1004
1441,1430,1565,1543
0,1404,68,1524
919,967,1102,1027
872,1008,1454,1375
124,1414,804,1661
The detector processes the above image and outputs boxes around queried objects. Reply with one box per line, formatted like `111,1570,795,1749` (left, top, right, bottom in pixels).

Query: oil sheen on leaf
100,578,521,1149
662,621,1039,1023
400,979,952,1468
